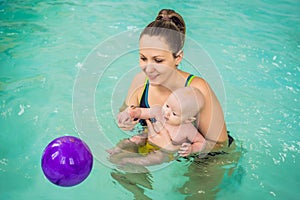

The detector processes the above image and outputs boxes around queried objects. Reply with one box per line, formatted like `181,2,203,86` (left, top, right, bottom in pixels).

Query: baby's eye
172,112,177,116
166,104,169,108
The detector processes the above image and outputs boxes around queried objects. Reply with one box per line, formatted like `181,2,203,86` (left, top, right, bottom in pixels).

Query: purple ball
41,136,93,187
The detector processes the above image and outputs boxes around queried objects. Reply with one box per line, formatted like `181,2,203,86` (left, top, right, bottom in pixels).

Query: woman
118,9,232,156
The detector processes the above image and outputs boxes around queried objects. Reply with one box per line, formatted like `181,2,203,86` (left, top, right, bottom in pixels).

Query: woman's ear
175,50,183,66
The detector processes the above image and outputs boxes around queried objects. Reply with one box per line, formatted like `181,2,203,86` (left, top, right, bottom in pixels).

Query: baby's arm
129,107,151,119
129,105,163,121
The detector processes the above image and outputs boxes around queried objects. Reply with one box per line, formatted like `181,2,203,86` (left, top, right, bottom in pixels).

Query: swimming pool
0,1,299,199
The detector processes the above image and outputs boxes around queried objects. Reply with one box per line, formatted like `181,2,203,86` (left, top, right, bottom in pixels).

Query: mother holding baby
117,9,233,158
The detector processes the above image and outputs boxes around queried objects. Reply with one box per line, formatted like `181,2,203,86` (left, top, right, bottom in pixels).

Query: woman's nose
144,63,155,73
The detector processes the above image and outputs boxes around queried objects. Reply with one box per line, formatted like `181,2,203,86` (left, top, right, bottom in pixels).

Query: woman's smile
148,74,159,80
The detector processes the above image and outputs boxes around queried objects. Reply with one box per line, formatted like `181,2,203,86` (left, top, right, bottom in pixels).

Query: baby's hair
172,87,204,117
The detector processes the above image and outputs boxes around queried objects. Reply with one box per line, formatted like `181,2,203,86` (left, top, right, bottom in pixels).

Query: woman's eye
166,104,169,108
140,57,147,61
154,58,163,63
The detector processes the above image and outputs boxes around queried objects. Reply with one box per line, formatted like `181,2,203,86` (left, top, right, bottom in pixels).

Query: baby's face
162,93,185,126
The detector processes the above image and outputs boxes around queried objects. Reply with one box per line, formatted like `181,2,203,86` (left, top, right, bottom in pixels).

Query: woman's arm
117,72,146,130
124,72,147,107
177,124,206,156
190,77,228,143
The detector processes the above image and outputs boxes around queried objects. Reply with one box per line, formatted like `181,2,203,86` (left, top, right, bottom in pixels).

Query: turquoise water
1,1,299,199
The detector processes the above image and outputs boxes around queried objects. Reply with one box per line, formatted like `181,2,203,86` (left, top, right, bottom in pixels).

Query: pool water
0,1,299,199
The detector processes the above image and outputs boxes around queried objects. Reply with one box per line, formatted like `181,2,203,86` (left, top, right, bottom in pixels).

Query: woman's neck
147,69,186,105
148,84,171,105
159,69,186,92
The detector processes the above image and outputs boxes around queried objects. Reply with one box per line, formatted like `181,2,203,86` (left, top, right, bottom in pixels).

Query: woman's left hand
145,119,159,136
178,143,192,157
117,108,139,131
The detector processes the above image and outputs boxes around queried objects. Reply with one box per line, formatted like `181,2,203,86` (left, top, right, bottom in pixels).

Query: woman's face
139,35,182,85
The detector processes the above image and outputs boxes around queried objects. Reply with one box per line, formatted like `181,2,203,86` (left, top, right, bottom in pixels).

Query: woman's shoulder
131,72,147,85
189,75,210,95
190,75,206,84
178,71,209,95
126,72,147,105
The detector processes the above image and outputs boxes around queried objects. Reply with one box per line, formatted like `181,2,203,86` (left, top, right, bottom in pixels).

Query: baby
108,87,206,166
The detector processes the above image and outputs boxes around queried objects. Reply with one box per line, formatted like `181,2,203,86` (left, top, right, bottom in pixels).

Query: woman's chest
147,86,171,105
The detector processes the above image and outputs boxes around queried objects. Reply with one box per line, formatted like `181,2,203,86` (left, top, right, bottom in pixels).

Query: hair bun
155,9,186,34
162,14,170,21
158,10,171,21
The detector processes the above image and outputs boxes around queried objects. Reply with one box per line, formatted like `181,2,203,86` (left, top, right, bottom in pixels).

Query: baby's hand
178,143,192,157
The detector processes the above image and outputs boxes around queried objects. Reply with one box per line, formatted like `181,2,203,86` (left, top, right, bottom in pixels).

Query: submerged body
109,87,206,166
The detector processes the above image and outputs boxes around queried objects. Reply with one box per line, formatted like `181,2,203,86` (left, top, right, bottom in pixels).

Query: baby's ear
184,116,196,123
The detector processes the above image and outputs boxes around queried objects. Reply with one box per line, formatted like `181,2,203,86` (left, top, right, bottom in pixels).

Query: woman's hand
127,106,141,119
178,143,192,157
145,119,159,136
117,107,139,131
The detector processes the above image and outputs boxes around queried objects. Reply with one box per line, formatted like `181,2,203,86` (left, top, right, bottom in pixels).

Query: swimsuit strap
139,78,150,126
141,75,195,108
139,79,150,108
185,74,195,86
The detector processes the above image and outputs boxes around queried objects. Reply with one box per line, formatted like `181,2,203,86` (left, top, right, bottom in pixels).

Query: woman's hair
155,9,186,34
140,9,186,57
